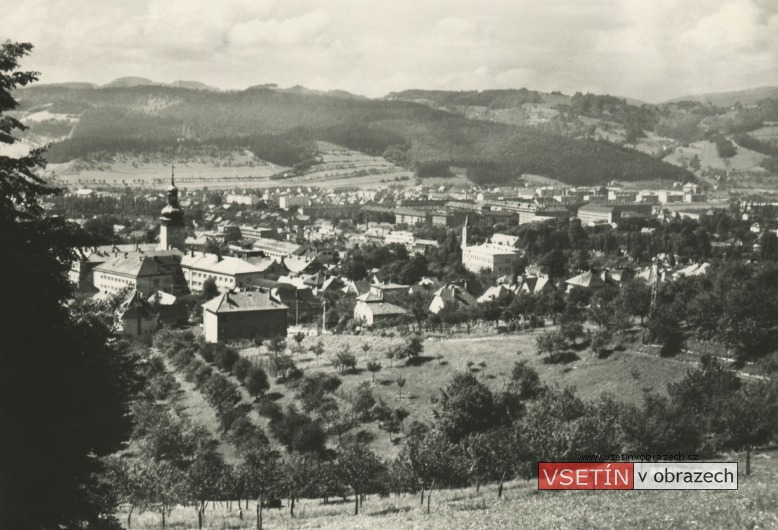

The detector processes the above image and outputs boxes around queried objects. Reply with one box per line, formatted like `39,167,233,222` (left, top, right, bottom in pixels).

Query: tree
0,41,140,529
201,277,219,300
401,336,424,361
309,341,325,366
338,443,387,515
385,347,396,367
352,382,377,421
432,372,500,443
621,278,651,325
396,377,407,398
366,359,382,383
507,361,542,401
245,365,270,399
244,446,281,530
232,357,252,384
283,453,321,517
187,449,227,529
647,305,684,356
267,336,287,356
335,346,357,373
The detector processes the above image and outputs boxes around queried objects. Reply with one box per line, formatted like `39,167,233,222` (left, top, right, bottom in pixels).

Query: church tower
158,167,186,251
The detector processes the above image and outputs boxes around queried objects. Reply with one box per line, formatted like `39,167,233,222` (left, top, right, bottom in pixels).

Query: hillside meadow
236,329,688,459
117,449,778,529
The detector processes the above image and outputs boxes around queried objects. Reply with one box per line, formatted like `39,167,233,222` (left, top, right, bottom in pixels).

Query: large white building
180,251,266,292
460,218,522,276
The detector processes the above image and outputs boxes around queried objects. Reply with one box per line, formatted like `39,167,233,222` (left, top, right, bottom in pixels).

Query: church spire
171,163,176,187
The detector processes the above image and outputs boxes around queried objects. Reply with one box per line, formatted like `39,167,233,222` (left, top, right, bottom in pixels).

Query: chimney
190,249,194,258
124,252,128,258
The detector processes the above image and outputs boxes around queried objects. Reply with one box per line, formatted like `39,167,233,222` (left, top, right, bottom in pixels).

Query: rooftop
181,252,262,276
202,291,288,314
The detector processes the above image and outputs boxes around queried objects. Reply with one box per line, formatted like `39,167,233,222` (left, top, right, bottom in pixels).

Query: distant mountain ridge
12,82,709,187
665,86,778,107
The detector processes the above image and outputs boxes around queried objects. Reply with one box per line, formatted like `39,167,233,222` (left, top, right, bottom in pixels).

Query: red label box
538,462,634,490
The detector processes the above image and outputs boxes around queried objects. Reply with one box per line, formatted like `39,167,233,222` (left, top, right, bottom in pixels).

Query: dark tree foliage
432,372,501,443
0,42,139,529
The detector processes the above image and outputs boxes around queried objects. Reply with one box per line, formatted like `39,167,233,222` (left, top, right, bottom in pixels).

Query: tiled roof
181,252,261,276
202,291,288,314
565,271,605,288
95,254,182,278
361,300,408,316
252,237,305,256
120,290,157,320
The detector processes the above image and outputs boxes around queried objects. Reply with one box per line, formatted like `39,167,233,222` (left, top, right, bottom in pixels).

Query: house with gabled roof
354,292,408,327
118,289,158,338
429,284,478,314
202,291,288,343
565,271,605,291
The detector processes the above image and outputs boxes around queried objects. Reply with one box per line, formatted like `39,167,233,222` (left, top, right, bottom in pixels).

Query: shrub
231,357,252,384
245,366,270,399
257,399,283,422
213,344,240,372
352,383,377,422
194,364,214,388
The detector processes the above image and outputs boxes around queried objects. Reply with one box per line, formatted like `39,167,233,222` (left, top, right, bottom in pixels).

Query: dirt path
160,356,244,465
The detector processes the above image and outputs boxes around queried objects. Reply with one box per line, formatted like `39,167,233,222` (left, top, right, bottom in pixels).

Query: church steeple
158,164,185,251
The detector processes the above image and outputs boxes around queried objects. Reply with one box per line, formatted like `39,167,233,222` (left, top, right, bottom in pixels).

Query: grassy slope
239,328,687,459
120,448,778,529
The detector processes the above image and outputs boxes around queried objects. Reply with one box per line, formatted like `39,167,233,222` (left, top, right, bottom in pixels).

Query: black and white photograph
1,1,777,528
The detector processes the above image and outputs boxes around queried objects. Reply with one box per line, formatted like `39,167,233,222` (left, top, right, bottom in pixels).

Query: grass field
233,328,689,459
117,448,778,529
41,142,431,191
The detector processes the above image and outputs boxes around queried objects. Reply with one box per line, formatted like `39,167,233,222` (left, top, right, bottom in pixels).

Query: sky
3,0,777,102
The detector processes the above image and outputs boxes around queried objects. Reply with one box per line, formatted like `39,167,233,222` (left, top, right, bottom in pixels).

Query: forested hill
14,84,693,186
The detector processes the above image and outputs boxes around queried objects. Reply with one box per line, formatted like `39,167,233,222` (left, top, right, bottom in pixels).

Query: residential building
180,251,267,292
577,204,616,225
369,283,410,302
252,238,306,259
202,291,288,343
238,225,277,241
429,284,478,314
226,194,260,206
278,194,310,210
117,290,158,338
354,292,408,327
395,208,429,225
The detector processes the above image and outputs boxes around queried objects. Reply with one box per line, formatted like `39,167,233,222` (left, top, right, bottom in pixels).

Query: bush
213,344,240,372
227,416,268,452
297,373,342,412
334,347,358,373
232,357,252,384
542,351,580,364
245,365,270,399
352,383,376,422
194,364,214,388
257,399,283,422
